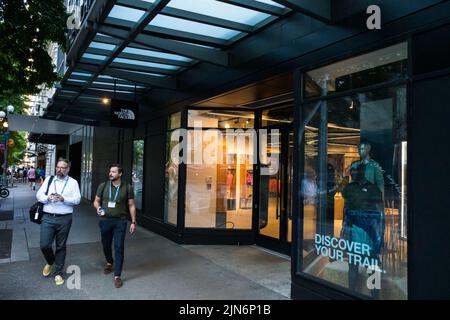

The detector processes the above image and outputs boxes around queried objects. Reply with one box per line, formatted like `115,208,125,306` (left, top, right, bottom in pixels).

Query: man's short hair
109,164,123,174
57,158,71,167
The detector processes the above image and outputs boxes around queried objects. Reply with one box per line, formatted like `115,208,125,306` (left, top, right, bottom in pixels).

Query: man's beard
109,176,119,181
57,172,65,178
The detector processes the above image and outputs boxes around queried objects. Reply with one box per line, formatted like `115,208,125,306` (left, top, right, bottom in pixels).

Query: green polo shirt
96,181,134,219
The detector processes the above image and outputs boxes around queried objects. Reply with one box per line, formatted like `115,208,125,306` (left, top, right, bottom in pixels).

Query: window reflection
301,85,408,300
164,112,181,226
132,140,144,211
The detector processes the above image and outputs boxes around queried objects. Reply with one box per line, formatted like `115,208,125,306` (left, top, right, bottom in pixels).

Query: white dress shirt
36,175,81,214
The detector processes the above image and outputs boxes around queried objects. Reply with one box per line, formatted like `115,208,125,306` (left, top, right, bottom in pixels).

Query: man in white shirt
36,158,81,286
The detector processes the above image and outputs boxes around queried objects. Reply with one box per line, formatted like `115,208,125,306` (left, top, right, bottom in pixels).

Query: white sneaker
54,275,64,286
42,264,53,277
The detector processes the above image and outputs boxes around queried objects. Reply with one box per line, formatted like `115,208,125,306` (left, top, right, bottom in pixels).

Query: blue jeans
342,209,385,298
99,219,127,277
40,213,73,276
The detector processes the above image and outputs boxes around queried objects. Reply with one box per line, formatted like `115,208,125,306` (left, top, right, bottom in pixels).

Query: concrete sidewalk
0,183,290,300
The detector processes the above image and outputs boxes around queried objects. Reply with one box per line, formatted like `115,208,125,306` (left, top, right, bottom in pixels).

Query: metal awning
8,114,83,135
47,0,336,123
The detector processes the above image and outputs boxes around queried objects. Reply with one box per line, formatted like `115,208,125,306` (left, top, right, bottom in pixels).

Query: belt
44,212,72,217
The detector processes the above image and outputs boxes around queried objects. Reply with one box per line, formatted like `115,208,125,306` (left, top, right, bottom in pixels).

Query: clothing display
350,159,384,194
342,181,383,211
269,178,280,194
342,209,385,257
246,172,253,186
227,172,234,188
342,157,386,299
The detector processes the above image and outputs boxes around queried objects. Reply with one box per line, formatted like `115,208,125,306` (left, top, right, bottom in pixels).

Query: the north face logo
114,109,135,120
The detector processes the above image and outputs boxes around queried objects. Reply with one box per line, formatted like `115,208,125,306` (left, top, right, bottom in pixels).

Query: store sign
110,99,139,128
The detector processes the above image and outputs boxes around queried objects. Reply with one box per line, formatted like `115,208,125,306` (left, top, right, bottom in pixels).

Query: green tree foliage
7,131,27,165
0,1,67,166
0,96,30,166
0,0,67,98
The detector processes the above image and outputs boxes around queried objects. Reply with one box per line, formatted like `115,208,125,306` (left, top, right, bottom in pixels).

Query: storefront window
132,140,144,211
164,112,181,226
188,110,254,129
300,45,408,300
261,105,294,127
185,110,255,229
304,42,408,98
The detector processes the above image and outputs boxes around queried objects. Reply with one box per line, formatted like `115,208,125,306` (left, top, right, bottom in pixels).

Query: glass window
88,41,116,51
108,5,145,22
305,43,408,98
72,72,93,77
185,109,255,229
82,53,107,61
167,0,271,26
164,112,181,226
254,0,286,8
261,105,294,127
123,47,193,62
300,85,408,300
149,14,241,40
113,57,180,70
188,110,254,129
132,140,145,211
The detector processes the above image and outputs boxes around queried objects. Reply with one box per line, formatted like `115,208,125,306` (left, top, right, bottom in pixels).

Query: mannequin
342,142,385,299
348,142,384,210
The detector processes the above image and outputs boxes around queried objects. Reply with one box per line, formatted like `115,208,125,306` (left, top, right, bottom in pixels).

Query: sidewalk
0,183,290,300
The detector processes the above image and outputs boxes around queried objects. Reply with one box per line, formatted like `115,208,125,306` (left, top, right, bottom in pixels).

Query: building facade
46,0,450,299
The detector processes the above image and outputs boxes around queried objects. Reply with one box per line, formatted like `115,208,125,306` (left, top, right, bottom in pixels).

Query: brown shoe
114,277,123,288
104,263,113,274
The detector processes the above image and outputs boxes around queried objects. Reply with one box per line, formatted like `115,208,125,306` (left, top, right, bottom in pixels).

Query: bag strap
45,176,55,196
100,182,107,202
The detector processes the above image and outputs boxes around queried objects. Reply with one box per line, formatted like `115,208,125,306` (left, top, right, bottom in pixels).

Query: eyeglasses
56,166,69,170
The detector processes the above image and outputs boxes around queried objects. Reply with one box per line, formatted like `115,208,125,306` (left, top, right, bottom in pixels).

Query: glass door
257,125,293,252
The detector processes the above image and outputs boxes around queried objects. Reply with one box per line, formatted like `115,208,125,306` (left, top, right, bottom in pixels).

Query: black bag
29,176,55,224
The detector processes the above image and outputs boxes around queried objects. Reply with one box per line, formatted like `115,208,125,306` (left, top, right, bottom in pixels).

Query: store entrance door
257,125,293,255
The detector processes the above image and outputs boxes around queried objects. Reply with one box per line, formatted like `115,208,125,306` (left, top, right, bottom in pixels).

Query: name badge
108,202,116,208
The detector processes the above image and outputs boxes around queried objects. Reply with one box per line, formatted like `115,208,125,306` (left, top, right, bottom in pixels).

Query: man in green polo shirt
93,164,137,288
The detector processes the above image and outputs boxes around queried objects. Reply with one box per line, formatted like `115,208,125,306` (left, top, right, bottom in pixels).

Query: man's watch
131,221,136,225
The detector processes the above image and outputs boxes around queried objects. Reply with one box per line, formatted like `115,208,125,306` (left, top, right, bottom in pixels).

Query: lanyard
109,182,121,202
54,177,69,195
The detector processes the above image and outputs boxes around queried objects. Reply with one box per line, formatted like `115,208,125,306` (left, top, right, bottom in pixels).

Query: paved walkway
0,183,290,300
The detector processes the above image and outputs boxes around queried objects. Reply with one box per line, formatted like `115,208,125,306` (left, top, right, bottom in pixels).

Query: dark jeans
40,213,73,276
343,209,385,298
99,219,127,277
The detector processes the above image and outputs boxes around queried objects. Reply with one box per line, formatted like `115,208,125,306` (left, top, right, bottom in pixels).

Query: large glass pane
113,57,180,70
188,110,254,129
305,43,408,98
88,41,116,51
185,130,255,229
185,110,255,229
259,130,281,238
108,5,145,22
149,14,241,40
82,53,107,61
164,112,181,226
301,86,408,300
123,47,193,62
261,105,294,127
132,140,144,211
167,0,271,26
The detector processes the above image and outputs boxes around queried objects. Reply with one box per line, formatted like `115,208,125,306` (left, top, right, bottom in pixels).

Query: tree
0,95,28,166
0,1,67,167
0,0,67,98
